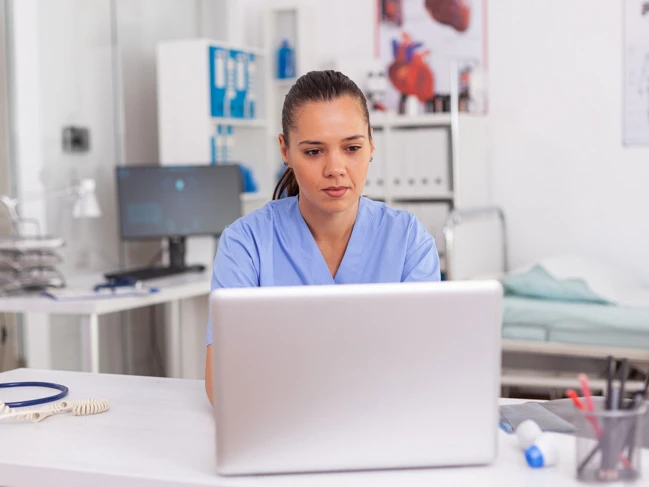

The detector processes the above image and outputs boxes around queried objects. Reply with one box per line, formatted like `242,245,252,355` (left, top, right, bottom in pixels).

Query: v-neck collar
292,196,372,284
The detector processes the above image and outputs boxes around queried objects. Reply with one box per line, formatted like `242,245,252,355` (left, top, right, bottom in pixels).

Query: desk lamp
0,178,101,234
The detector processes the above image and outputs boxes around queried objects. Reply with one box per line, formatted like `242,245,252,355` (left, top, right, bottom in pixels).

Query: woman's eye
346,145,362,152
305,149,322,156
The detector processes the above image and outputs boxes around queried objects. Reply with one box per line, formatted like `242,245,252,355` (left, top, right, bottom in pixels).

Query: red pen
567,389,586,410
578,374,596,412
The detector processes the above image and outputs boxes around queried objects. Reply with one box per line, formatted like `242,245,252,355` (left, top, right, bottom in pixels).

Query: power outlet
62,126,90,152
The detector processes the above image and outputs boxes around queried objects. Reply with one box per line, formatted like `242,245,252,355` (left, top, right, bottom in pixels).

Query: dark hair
272,70,371,200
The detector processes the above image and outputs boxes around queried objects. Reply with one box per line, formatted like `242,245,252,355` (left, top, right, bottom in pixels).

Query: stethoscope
0,382,69,408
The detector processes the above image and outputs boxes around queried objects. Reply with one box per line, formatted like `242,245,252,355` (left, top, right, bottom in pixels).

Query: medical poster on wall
377,0,487,115
623,0,649,146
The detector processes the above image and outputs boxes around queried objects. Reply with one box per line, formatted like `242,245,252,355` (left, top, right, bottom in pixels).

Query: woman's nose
323,152,346,177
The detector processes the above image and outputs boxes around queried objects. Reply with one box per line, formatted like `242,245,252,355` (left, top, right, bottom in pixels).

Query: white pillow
514,255,649,307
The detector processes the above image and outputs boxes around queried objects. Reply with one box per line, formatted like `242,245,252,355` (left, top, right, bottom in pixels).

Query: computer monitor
115,164,242,271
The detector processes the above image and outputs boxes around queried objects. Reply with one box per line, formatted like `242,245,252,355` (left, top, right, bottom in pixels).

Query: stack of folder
365,126,451,199
0,236,66,295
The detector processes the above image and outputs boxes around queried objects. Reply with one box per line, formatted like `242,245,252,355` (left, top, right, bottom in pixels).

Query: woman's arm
205,224,260,403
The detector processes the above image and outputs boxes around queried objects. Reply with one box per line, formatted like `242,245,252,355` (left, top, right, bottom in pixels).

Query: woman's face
279,95,374,217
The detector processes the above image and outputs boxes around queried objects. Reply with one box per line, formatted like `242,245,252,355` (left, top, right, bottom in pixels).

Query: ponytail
272,166,300,200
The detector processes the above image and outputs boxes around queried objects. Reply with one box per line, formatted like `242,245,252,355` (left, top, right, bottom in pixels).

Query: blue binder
229,49,247,118
209,46,227,117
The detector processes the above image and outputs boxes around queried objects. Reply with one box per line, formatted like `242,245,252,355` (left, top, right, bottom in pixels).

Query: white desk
0,271,211,375
1,368,645,487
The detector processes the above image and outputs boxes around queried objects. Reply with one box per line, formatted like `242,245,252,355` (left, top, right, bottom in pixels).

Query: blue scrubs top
206,196,440,345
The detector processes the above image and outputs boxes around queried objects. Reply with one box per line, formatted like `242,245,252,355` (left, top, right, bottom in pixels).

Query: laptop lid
211,280,503,475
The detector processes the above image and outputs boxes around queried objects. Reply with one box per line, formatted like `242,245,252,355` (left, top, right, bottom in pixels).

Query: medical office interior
1,0,649,402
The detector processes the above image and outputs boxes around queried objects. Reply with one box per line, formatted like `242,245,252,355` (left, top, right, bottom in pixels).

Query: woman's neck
298,196,359,245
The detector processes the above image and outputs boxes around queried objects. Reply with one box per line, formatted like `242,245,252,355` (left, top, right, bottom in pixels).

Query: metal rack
0,217,66,295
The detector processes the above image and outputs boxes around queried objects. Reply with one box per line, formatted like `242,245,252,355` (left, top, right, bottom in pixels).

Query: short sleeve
206,224,259,346
401,217,441,283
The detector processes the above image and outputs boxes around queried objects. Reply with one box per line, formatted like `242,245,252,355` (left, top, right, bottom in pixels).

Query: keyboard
104,265,205,282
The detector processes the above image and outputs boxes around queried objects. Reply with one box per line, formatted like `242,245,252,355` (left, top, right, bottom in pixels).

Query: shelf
370,113,453,129
211,118,268,128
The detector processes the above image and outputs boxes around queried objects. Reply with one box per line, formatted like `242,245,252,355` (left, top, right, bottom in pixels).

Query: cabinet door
417,127,451,198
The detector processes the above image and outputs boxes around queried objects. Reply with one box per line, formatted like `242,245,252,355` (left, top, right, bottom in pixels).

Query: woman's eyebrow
297,134,366,146
341,135,366,142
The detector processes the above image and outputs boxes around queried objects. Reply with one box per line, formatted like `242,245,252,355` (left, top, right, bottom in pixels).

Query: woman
205,70,440,401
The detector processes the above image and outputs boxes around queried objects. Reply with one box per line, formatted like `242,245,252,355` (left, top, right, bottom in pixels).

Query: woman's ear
369,127,375,161
278,134,289,166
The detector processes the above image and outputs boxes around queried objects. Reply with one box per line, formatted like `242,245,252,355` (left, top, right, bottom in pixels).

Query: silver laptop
210,280,503,476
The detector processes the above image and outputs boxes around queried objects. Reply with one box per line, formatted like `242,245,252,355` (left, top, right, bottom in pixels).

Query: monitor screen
116,164,243,240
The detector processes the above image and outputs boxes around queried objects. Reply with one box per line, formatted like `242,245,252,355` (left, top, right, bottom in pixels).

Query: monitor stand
104,236,206,282
168,236,187,269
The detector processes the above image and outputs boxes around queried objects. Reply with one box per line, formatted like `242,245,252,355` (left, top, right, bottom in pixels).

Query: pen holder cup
576,402,646,483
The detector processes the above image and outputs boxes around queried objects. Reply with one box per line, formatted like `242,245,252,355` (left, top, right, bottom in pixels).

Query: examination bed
443,207,649,394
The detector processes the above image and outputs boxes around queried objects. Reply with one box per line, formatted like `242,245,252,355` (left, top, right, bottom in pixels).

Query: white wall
488,0,649,276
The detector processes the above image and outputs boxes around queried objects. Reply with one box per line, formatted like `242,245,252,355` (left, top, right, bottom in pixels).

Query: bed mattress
503,296,649,349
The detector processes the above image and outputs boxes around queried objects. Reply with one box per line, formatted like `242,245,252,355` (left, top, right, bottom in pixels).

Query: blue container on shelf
277,39,294,79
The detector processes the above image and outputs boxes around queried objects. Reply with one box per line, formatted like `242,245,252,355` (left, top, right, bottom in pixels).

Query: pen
605,356,614,411
618,359,629,410
601,357,615,474
567,389,585,409
578,374,596,412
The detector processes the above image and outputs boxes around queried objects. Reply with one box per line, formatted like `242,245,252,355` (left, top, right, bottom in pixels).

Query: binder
230,49,247,118
245,52,257,119
390,129,406,198
225,49,236,118
404,128,418,197
418,127,450,197
209,46,227,117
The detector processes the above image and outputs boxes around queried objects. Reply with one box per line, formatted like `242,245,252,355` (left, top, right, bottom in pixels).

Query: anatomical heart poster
378,0,487,114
